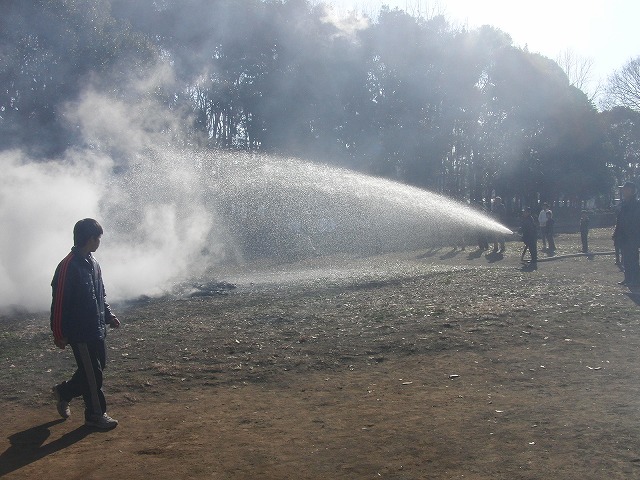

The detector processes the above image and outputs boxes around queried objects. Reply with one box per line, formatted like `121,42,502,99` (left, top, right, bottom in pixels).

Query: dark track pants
58,339,107,419
525,241,537,263
621,245,640,284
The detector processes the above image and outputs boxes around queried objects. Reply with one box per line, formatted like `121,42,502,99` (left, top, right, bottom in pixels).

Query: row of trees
1,0,639,209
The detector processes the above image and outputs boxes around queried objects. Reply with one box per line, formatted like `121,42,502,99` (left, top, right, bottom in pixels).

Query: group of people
518,181,640,283
537,203,556,253
46,184,640,429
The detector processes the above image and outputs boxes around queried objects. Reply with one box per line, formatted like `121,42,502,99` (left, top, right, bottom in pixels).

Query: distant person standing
538,202,551,250
612,182,640,286
50,218,121,429
580,210,590,253
612,200,622,265
521,207,538,267
491,196,507,253
474,200,490,251
545,210,556,253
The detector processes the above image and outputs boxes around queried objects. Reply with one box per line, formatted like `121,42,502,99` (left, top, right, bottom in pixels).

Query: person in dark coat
50,218,121,429
491,196,507,253
613,182,640,285
521,207,538,267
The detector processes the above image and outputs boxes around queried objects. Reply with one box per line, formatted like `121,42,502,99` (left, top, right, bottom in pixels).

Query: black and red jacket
50,247,115,343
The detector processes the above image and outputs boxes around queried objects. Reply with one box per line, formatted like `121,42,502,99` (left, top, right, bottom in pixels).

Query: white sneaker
52,385,70,419
85,413,118,430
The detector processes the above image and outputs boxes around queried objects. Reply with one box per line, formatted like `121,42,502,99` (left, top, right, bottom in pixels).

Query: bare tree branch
602,56,640,112
556,49,593,90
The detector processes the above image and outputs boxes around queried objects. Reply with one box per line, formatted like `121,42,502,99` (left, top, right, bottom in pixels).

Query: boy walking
50,218,120,429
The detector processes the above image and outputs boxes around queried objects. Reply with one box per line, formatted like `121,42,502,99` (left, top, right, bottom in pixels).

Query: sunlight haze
327,0,639,95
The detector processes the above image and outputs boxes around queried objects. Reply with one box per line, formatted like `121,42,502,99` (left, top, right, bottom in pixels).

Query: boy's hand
54,337,68,349
109,316,121,328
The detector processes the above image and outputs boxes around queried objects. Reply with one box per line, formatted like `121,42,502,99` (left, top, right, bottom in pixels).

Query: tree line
1,0,639,213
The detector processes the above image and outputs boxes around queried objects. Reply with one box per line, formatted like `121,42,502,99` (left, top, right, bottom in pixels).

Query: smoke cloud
1,149,106,311
0,66,222,313
0,145,223,313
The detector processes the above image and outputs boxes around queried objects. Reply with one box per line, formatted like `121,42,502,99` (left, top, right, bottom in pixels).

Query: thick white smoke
0,147,220,313
0,150,107,311
0,65,223,313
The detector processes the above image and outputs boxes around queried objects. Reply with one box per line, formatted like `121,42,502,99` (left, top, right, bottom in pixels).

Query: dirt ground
2,228,640,479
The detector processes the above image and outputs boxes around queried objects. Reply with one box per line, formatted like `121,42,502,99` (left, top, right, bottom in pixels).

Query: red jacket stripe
52,252,74,340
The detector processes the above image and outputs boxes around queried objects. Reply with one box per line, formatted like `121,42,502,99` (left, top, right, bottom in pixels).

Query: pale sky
327,0,639,95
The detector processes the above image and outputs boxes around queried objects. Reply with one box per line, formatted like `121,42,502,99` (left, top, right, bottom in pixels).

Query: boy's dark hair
73,218,103,247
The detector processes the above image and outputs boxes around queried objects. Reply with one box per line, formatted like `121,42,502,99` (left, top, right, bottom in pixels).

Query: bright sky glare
327,0,639,94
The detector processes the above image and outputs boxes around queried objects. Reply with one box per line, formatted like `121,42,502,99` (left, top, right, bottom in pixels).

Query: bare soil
2,228,640,479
